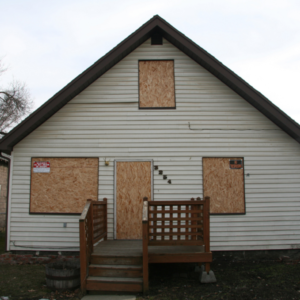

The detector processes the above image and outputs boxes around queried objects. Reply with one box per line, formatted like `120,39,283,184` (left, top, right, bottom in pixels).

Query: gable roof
1,15,300,154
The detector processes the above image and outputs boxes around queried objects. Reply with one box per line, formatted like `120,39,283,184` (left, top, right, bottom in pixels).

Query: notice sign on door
33,161,50,173
229,159,243,169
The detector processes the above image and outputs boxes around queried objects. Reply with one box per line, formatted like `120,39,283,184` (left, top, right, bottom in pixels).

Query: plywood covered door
115,161,152,239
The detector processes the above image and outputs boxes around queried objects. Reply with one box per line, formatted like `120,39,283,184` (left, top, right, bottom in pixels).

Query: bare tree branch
0,60,33,133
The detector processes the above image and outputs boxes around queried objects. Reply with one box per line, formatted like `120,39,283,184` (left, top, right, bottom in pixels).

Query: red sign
33,161,50,173
229,159,243,169
33,161,50,168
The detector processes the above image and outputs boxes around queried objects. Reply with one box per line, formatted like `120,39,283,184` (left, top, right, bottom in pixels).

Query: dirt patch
0,254,299,300
138,259,300,300
0,252,79,265
0,264,84,300
0,230,5,254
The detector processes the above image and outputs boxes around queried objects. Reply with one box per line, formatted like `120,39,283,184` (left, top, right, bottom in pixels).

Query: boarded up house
1,16,300,292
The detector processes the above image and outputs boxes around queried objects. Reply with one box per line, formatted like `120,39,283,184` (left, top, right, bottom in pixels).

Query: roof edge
0,15,300,152
154,18,300,140
0,16,164,152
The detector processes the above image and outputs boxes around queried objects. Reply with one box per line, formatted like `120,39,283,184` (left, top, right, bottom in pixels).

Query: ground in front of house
0,254,300,300
0,230,5,254
140,259,300,300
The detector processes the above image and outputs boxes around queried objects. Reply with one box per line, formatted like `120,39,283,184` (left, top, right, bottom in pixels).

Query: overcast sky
1,0,300,126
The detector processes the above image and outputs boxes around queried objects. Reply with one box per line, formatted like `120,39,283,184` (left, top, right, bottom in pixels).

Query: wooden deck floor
93,240,205,256
93,240,142,256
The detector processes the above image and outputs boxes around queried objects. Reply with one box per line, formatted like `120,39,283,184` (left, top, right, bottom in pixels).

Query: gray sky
1,0,300,125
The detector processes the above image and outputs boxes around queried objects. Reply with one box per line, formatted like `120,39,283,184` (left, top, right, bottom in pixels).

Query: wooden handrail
79,200,92,221
149,200,205,205
79,198,107,292
142,198,149,293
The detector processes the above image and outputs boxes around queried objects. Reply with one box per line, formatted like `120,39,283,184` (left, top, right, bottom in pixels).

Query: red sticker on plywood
229,159,243,169
33,161,50,173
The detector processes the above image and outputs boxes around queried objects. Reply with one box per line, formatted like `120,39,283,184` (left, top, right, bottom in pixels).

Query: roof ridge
0,15,299,153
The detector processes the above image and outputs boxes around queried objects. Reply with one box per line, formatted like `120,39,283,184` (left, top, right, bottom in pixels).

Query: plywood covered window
203,158,245,214
30,158,99,214
139,60,175,108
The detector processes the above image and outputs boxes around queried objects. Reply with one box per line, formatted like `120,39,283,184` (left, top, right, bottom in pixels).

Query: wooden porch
79,197,212,293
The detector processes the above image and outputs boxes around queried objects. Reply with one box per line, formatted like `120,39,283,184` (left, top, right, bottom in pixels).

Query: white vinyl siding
9,38,300,251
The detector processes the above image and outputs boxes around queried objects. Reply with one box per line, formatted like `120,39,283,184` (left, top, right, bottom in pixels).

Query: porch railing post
142,198,149,294
204,196,211,273
191,197,196,240
79,200,92,293
90,200,95,248
203,196,210,253
79,219,87,292
103,198,108,240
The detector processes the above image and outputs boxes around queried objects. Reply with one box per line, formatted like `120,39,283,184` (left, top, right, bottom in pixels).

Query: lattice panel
148,200,205,246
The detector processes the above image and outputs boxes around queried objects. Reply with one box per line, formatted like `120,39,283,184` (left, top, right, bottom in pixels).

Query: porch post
142,198,149,293
204,196,210,273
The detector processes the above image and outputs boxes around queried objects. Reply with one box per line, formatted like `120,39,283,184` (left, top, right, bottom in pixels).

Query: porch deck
80,198,212,293
94,240,205,257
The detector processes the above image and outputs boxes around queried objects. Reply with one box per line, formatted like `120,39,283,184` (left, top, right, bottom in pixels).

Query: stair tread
91,253,142,257
90,264,142,269
87,276,143,283
90,255,142,265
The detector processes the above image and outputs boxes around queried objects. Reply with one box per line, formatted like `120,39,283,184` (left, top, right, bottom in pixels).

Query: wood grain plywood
139,60,175,108
203,158,245,214
30,158,98,214
116,161,151,239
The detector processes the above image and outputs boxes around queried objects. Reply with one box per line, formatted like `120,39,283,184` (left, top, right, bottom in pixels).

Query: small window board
139,60,175,108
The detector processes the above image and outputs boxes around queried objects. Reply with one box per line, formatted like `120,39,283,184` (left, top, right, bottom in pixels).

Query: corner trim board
6,151,13,251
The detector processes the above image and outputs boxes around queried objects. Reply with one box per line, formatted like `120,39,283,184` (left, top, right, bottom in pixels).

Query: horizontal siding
9,38,300,251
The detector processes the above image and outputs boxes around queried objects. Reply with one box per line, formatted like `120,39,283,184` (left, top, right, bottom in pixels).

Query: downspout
1,152,12,252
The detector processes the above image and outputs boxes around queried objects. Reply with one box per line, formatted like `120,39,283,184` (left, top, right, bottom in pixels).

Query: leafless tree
0,60,33,135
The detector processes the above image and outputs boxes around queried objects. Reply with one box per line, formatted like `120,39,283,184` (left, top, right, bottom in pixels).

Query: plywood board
116,161,151,239
139,60,175,108
30,158,99,214
203,158,245,214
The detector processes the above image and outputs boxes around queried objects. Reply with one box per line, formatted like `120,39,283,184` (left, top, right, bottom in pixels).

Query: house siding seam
9,38,300,251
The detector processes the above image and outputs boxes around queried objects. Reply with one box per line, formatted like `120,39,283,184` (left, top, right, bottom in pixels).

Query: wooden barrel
46,260,80,290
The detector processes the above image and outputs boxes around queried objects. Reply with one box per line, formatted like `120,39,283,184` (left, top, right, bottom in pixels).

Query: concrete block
200,270,217,283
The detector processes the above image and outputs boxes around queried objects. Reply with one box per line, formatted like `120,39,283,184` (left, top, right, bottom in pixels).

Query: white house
1,15,300,255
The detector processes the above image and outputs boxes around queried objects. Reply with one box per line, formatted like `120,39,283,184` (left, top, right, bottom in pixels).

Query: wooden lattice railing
142,197,210,293
148,198,209,246
79,198,107,292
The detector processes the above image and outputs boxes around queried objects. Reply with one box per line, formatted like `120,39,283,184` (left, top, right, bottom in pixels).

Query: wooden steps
86,253,143,292
86,276,143,292
89,264,142,278
91,254,142,265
